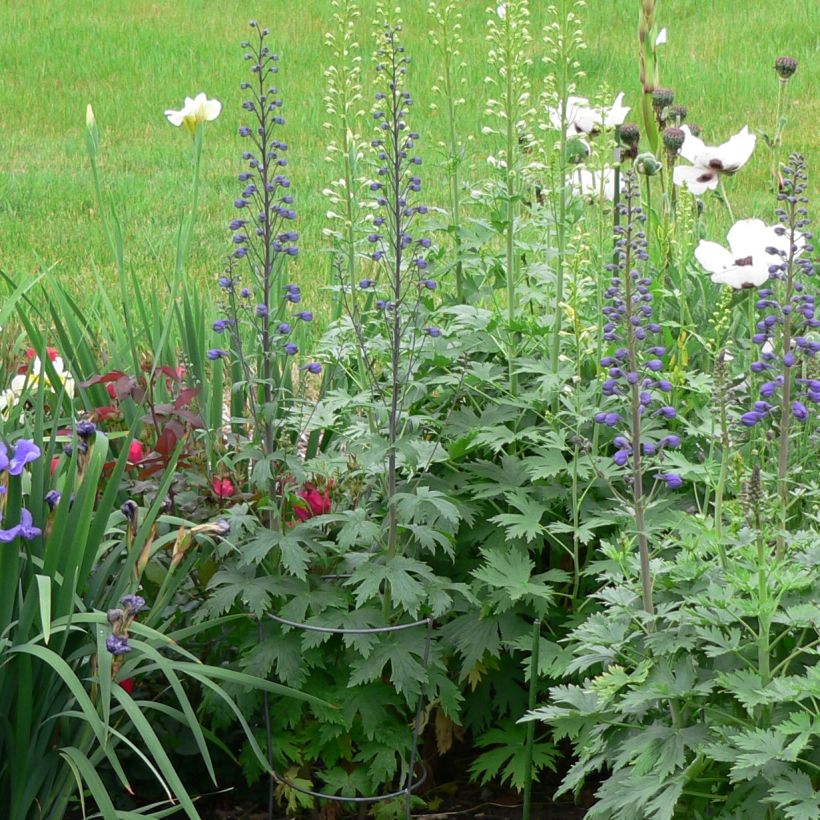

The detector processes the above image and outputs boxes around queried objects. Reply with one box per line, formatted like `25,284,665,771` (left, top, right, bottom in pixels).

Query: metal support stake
522,618,541,820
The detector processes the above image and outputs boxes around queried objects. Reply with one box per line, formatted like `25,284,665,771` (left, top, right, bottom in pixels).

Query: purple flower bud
792,401,808,421
421,279,437,290
660,435,681,448
76,420,97,440
302,363,322,375
425,327,442,337
646,359,663,372
740,411,763,427
277,323,291,334
359,279,375,289
284,343,298,355
106,635,131,656
613,449,630,466
218,276,233,288
207,349,229,360
256,304,269,317
294,311,313,321
657,472,683,490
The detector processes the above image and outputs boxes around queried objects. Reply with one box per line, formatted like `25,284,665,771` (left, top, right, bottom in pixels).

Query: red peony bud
211,477,236,498
127,440,144,465
294,484,331,521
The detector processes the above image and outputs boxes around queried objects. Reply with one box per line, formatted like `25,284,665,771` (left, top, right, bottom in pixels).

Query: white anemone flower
164,93,222,133
547,93,630,137
694,218,803,289
568,167,620,201
673,125,756,195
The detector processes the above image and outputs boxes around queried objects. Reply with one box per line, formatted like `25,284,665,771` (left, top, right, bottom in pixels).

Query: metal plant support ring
260,614,435,819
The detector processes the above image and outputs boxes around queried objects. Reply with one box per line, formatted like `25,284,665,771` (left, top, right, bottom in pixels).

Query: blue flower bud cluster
593,173,682,490
362,23,438,339
210,23,321,377
744,154,816,427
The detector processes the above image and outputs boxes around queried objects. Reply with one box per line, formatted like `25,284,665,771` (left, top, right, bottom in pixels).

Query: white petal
673,165,718,195
572,110,597,134
602,92,630,127
203,98,222,121
694,240,734,275
678,125,706,165
10,374,28,393
165,108,185,126
726,219,768,258
496,4,505,19
655,27,668,46
717,126,755,170
710,265,769,289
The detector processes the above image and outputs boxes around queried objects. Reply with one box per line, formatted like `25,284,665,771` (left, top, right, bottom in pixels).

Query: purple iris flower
106,635,132,655
6,440,41,476
121,594,146,615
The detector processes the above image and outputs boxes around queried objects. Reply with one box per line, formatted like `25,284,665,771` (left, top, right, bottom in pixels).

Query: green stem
716,180,734,223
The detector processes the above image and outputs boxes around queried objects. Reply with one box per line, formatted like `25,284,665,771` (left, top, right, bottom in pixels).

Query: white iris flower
164,93,222,133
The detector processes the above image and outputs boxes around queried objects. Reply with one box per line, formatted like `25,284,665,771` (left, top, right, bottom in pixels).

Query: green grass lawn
0,0,816,310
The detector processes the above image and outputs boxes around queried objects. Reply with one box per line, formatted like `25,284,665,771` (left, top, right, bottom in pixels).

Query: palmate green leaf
320,765,371,798
439,611,502,677
340,682,401,740
588,768,683,820
394,486,461,526
207,568,281,617
348,630,428,697
524,447,567,480
346,555,435,615
472,547,559,605
764,770,820,820
469,720,557,790
720,727,805,782
489,493,546,543
335,508,381,550
238,528,312,579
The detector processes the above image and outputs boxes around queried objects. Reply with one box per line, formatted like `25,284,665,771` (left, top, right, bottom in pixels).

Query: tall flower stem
775,216,798,558
429,2,467,302
717,180,735,223
623,242,654,618
501,8,520,395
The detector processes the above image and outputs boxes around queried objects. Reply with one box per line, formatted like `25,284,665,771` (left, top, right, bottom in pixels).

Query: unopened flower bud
774,56,798,80
652,87,675,111
668,106,687,124
634,152,662,176
619,123,641,147
121,500,138,522
107,608,124,624
662,127,685,152
688,124,703,138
